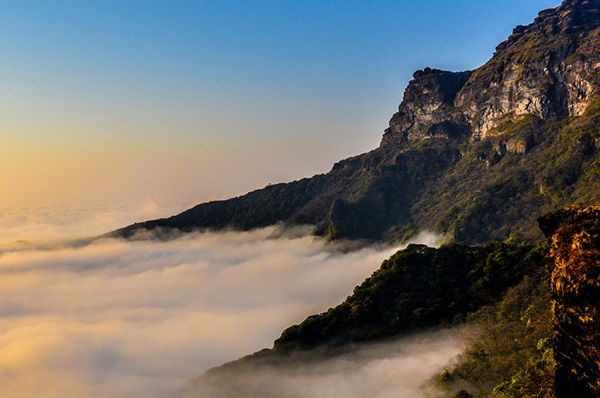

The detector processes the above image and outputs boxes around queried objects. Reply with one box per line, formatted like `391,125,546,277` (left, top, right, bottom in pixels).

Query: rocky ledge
539,205,600,398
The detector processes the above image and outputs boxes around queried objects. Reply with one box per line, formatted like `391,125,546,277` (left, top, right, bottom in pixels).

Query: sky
0,2,564,396
0,0,561,217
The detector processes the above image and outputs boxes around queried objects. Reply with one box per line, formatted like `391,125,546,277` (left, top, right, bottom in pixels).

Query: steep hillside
186,242,547,397
113,0,600,245
187,206,600,397
271,243,545,351
436,269,554,398
437,205,600,398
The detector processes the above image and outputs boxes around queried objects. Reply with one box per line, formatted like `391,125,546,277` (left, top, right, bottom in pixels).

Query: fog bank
0,221,412,398
0,200,453,397
188,329,464,398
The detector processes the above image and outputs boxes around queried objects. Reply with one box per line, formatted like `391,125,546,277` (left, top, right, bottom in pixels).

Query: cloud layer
0,199,455,398
0,220,421,398
188,329,463,398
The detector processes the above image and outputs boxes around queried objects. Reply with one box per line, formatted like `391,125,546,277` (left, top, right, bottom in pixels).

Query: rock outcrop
382,0,600,145
539,205,600,398
381,68,472,145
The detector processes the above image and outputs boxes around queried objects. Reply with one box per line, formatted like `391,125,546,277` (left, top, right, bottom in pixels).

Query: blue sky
0,0,560,208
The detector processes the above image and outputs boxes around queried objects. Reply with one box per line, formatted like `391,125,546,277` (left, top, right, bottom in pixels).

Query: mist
187,329,464,398
0,204,453,398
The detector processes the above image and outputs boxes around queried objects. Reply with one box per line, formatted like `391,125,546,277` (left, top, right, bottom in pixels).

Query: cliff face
382,0,600,145
380,68,472,145
539,205,600,398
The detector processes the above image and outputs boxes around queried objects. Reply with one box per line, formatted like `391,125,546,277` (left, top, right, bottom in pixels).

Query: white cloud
0,222,417,398
0,201,453,398
185,329,464,398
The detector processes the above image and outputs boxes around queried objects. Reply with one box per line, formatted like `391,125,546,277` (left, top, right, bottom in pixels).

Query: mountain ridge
112,0,600,245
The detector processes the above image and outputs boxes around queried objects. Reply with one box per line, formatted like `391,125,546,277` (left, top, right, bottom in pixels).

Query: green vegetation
273,242,546,351
413,112,600,243
199,240,554,398
565,51,585,65
436,267,554,398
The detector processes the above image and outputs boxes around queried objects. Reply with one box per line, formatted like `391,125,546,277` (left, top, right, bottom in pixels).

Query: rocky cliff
112,0,600,245
380,68,472,145
539,205,600,398
382,0,600,145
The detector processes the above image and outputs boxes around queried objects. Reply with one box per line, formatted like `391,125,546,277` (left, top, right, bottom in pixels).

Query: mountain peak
381,0,600,146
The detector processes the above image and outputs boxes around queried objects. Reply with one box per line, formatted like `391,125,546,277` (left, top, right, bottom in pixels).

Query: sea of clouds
0,201,459,397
